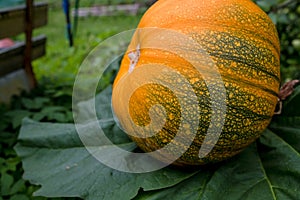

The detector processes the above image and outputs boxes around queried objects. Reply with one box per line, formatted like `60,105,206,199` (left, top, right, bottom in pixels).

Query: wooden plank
72,3,141,17
24,0,37,88
0,2,47,38
0,35,46,76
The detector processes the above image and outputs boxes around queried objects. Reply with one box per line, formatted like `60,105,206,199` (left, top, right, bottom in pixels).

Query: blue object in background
62,0,73,47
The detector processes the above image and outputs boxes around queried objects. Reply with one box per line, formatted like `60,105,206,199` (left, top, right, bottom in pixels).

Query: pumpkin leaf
14,119,197,199
134,129,300,200
15,85,300,200
268,85,300,152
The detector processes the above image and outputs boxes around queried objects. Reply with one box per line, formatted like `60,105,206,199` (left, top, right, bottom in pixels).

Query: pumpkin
112,0,280,166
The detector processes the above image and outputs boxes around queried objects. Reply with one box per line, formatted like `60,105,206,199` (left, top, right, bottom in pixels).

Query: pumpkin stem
274,79,300,115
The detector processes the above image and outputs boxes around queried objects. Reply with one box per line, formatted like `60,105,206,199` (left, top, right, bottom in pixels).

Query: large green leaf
134,129,300,200
15,118,197,199
15,86,300,200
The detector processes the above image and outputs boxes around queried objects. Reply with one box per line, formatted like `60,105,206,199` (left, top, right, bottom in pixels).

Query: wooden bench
0,2,47,103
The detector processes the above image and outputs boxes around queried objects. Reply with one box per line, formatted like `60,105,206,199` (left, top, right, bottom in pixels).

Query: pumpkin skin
112,0,280,166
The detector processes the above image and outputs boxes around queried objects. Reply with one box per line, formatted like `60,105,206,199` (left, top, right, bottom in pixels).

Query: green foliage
254,0,300,82
0,83,75,200
0,0,150,9
1,5,141,199
1,0,299,199
15,119,196,200
15,85,300,200
32,8,142,87
1,4,141,198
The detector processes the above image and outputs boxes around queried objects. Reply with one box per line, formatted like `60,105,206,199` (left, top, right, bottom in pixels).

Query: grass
33,7,143,86
0,3,144,199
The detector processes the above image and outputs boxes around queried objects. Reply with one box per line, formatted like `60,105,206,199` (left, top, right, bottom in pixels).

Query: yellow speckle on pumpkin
243,119,252,126
190,78,200,84
230,62,237,68
169,113,175,120
234,41,241,47
232,134,238,140
112,0,280,166
183,124,191,130
162,138,169,143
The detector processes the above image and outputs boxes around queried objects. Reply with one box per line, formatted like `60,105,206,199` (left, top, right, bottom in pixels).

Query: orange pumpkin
112,0,280,166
